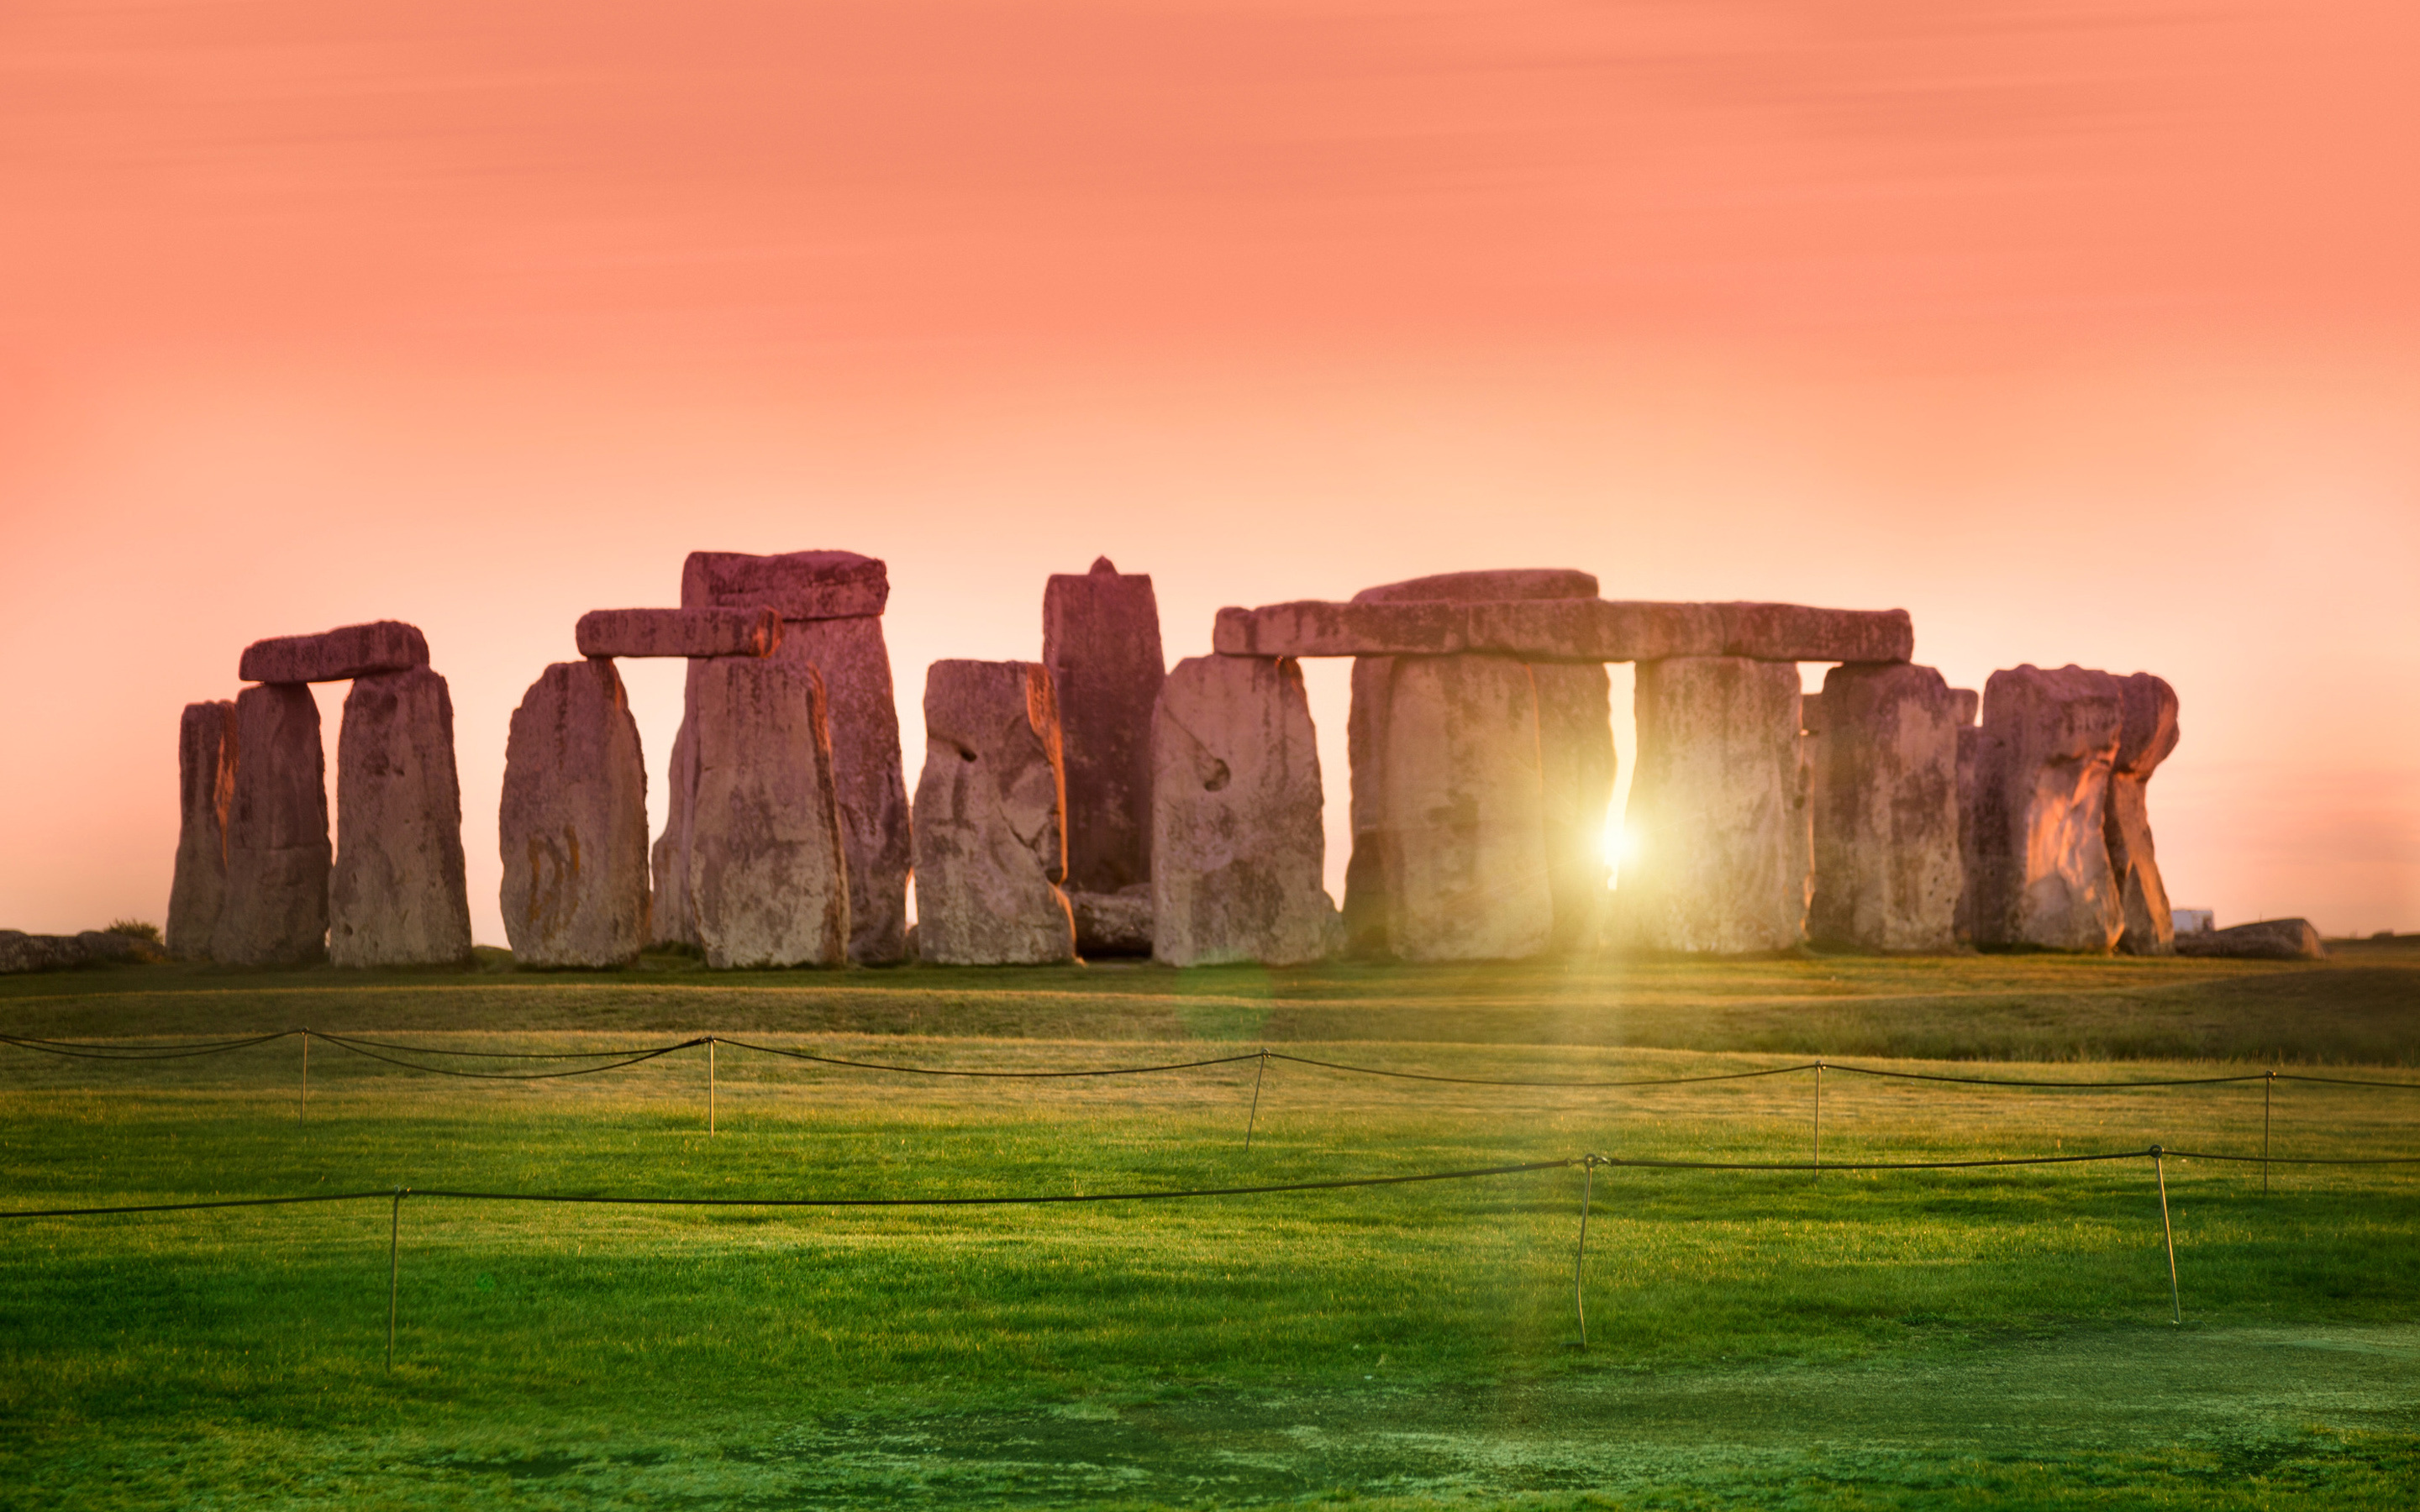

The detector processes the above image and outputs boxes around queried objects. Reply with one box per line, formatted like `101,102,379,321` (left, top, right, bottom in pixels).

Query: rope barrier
713,1036,1262,1079
307,1033,707,1081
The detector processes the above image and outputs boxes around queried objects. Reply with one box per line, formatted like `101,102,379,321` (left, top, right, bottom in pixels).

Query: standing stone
1968,664,2124,953
329,668,473,968
656,550,910,963
211,684,330,965
1151,656,1341,966
1618,657,1809,953
1044,557,1166,953
1807,663,1963,953
1344,570,1608,958
500,661,650,967
1952,690,1982,943
912,660,1076,965
168,701,238,959
2107,673,2181,956
687,658,851,969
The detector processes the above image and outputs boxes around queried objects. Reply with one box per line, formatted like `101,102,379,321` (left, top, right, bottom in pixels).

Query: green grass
1,955,2416,1508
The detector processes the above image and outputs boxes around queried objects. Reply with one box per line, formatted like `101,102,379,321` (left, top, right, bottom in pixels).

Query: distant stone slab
2107,674,2181,956
912,660,1076,965
575,607,782,659
1044,557,1167,917
1066,888,1155,958
167,701,237,959
1614,657,1811,954
1214,598,1912,664
330,667,473,968
681,549,889,622
1151,655,1341,967
2175,918,2325,960
239,621,429,684
499,660,652,968
687,659,852,969
211,683,331,965
1967,664,2124,953
1807,663,1964,953
0,930,165,974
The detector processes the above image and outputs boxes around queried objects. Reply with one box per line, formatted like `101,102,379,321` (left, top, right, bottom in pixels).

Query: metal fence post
1812,1060,1823,1173
300,1030,309,1124
1244,1049,1268,1152
387,1189,406,1370
2152,1147,2180,1325
2263,1070,2274,1194
1571,1156,1599,1351
708,1037,716,1136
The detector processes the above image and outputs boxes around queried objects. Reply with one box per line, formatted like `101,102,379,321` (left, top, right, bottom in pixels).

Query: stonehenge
912,660,1076,965
1044,557,1165,954
655,550,912,964
499,659,653,967
1152,655,1342,966
169,560,2204,971
1807,663,1964,953
330,667,473,967
167,701,237,958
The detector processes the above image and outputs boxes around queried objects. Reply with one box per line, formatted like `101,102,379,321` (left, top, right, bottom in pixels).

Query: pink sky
3,0,2416,942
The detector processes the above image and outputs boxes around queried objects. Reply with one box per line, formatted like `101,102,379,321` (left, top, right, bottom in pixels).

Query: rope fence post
299,1030,308,1124
1570,1155,1600,1352
708,1037,716,1137
2263,1070,2274,1194
1244,1048,1268,1152
2151,1147,2180,1325
387,1188,406,1371
1812,1060,1823,1173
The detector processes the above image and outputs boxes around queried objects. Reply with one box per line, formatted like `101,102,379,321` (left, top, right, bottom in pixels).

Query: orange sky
3,0,2416,942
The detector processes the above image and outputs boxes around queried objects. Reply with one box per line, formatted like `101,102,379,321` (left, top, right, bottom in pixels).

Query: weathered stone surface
499,661,650,967
0,931,166,974
2175,918,2326,960
1151,655,1341,966
211,684,330,965
681,549,889,621
1950,688,1981,727
576,607,781,659
2107,674,2181,956
687,659,850,969
1343,570,1607,958
1954,724,1981,943
1807,663,1964,953
1967,664,2125,953
1067,887,1155,958
656,551,910,963
1216,598,1913,664
1615,657,1810,953
912,660,1076,965
1044,559,1166,932
239,622,429,684
329,668,472,968
168,701,237,958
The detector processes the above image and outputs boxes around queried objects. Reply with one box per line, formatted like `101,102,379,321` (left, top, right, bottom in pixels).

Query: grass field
3,945,2416,1509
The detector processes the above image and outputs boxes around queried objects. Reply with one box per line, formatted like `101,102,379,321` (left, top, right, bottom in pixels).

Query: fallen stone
686,658,852,969
681,549,889,621
212,683,331,965
1615,657,1810,953
1067,887,1156,958
2175,918,2326,960
911,660,1076,965
499,660,652,967
1807,663,1964,953
1044,558,1167,927
575,607,782,659
329,667,473,968
2107,674,2181,956
1215,598,1913,664
1966,664,2125,953
1151,655,1342,966
657,550,910,963
168,701,238,959
0,931,160,973
239,622,429,684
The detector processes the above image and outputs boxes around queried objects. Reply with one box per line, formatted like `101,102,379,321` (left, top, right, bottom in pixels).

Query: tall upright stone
687,658,851,969
1618,657,1809,953
912,660,1076,965
211,683,331,965
330,668,473,967
1968,664,2124,953
1807,663,1963,953
500,660,650,968
2107,673,2181,956
167,701,238,959
1043,557,1165,953
656,550,910,963
1951,688,1982,943
1343,570,1610,959
1151,655,1341,966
